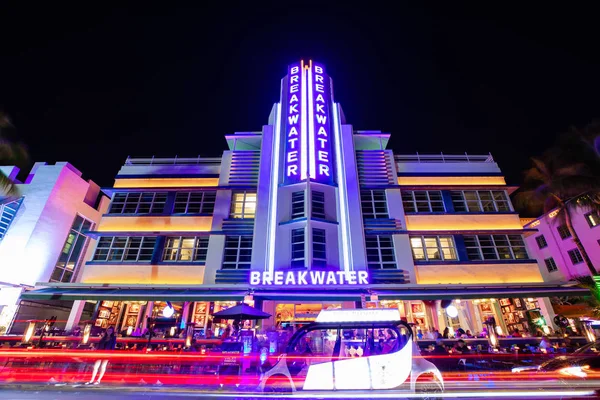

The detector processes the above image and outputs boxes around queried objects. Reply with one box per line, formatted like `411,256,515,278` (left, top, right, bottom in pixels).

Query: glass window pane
426,248,441,260
442,248,457,260
410,237,423,248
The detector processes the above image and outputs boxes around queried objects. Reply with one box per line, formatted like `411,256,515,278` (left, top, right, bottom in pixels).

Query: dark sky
1,4,599,187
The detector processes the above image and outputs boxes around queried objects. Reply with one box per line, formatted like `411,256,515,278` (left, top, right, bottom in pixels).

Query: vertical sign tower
282,60,335,184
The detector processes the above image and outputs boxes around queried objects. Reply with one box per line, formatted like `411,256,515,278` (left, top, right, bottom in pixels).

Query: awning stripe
20,285,590,302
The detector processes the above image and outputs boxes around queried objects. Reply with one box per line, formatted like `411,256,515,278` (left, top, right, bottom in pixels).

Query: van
258,308,443,395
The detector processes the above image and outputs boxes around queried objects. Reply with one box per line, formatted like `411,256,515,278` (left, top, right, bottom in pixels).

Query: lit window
401,190,444,213
312,228,327,268
567,248,584,265
173,191,216,214
312,191,326,219
93,236,157,262
222,235,253,269
109,192,167,214
535,235,548,249
585,212,600,228
365,235,396,269
362,190,389,218
464,234,528,260
51,215,93,283
544,257,558,272
291,228,305,268
162,237,209,262
450,190,511,213
230,191,257,219
557,225,572,240
410,235,457,261
291,191,305,219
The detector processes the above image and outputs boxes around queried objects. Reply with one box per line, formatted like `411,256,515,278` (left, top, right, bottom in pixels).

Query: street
0,381,598,400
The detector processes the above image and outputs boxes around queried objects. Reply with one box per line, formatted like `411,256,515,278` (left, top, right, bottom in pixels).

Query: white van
258,308,443,396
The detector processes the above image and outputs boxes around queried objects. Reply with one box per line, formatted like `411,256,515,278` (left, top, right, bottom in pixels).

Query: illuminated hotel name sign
250,270,368,286
283,61,334,185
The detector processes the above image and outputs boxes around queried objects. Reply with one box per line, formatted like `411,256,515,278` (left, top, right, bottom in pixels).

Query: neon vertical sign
308,62,334,184
283,60,334,185
283,62,305,183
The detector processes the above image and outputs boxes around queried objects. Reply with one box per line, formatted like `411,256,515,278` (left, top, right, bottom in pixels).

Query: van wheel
416,374,443,400
263,375,292,392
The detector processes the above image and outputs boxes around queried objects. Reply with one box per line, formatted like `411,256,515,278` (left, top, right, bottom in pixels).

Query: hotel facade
18,62,589,338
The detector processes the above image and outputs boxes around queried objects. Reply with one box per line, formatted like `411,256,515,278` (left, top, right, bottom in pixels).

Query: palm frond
0,171,18,198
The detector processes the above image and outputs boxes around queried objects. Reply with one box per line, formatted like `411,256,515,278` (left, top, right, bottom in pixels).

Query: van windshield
287,323,411,364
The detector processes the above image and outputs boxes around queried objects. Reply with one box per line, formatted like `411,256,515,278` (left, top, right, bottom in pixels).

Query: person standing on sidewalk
86,326,117,385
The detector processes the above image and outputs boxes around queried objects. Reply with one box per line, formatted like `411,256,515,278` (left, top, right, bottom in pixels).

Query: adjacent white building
0,162,109,333
523,208,600,282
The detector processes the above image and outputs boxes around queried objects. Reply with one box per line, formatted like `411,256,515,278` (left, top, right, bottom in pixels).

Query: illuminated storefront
19,61,590,339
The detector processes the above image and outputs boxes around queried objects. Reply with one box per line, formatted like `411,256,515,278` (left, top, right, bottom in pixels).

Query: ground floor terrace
4,281,595,345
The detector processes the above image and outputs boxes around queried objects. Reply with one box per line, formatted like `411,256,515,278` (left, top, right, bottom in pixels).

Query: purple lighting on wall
308,62,334,184
283,62,304,184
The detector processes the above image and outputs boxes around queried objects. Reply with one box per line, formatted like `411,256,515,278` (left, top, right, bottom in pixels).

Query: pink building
0,162,109,334
523,208,600,282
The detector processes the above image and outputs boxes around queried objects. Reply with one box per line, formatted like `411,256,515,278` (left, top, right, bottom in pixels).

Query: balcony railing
125,156,222,166
395,152,494,163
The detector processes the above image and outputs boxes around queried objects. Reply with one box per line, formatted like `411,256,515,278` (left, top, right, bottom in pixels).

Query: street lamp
82,324,92,345
22,321,35,344
484,317,499,351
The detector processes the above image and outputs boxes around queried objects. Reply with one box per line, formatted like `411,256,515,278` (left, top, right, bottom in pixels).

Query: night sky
1,4,599,188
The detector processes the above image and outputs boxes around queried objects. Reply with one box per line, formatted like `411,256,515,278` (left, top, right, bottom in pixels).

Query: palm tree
516,124,600,276
0,111,29,201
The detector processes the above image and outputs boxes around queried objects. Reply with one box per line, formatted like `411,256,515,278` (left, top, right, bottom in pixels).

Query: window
463,235,528,260
365,235,396,269
401,191,444,213
291,191,305,219
312,228,327,268
51,216,93,283
312,191,326,219
410,236,458,261
222,236,253,269
535,235,548,249
585,212,600,228
230,191,256,219
450,190,511,213
173,191,216,214
291,228,305,268
162,237,209,262
544,257,558,272
557,225,572,240
567,248,584,265
93,236,157,262
361,190,388,218
109,192,167,214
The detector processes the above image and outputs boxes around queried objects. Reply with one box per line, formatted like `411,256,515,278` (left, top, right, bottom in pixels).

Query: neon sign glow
283,62,304,183
309,62,334,183
249,270,369,286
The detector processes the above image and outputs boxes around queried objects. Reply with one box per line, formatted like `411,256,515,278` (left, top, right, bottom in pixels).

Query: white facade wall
0,162,108,330
524,208,600,281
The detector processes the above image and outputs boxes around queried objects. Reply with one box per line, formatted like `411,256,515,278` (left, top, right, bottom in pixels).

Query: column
491,301,508,336
537,297,558,331
261,300,276,331
180,301,191,329
142,301,154,330
65,300,87,331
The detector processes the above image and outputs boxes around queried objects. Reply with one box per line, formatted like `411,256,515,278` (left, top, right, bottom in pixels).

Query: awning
20,282,590,302
21,286,247,302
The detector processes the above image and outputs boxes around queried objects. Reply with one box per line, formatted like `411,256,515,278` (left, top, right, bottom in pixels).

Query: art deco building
17,62,588,338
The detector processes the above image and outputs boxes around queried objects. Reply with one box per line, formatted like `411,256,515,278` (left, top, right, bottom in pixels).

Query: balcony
124,156,222,166
395,152,494,163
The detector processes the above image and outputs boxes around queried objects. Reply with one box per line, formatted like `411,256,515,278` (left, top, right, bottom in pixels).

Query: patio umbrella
212,303,271,321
